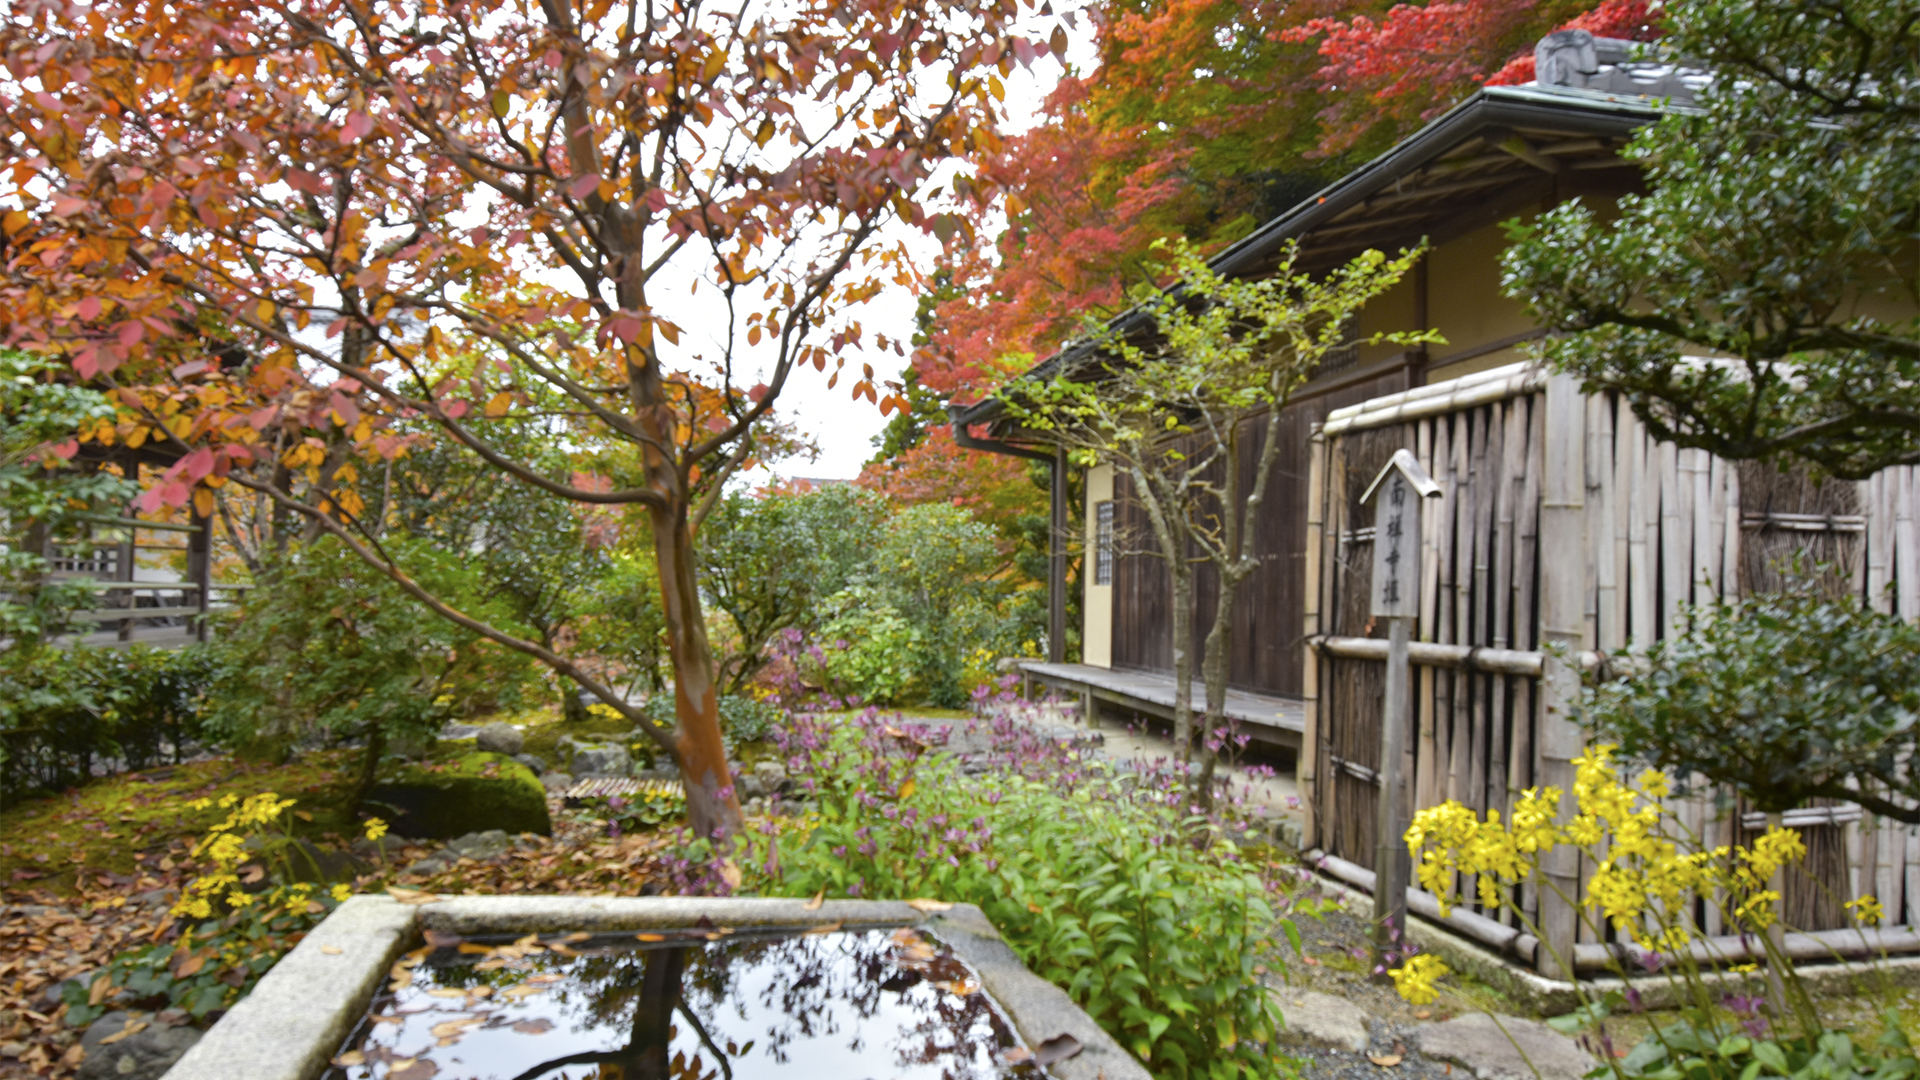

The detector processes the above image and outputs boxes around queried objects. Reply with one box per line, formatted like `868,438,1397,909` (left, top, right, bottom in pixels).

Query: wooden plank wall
1313,386,1920,943
1111,369,1406,697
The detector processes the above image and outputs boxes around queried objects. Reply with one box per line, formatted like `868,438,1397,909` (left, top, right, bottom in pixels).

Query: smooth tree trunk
648,501,744,842
1127,462,1199,763
1193,392,1290,807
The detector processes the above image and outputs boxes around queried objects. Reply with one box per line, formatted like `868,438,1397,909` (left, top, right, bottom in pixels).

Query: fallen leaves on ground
1,773,673,1080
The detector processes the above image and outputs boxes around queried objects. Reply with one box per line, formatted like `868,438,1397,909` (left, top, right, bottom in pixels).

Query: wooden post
1049,447,1069,664
1537,373,1588,979
188,502,212,642
1362,449,1442,963
1300,429,1326,847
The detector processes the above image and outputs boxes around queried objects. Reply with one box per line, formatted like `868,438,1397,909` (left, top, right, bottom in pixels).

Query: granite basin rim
158,894,1151,1080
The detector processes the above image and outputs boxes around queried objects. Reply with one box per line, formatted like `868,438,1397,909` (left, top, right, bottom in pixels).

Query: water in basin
322,923,1045,1080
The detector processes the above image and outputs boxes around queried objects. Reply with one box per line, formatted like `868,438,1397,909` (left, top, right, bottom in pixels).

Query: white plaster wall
1083,463,1114,668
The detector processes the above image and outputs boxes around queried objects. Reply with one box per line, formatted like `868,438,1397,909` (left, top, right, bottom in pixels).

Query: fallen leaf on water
512,1019,555,1035
548,944,580,956
805,921,844,936
635,933,665,942
1001,1047,1033,1064
802,889,825,912
98,1021,147,1046
1368,1054,1404,1067
432,1014,483,1037
390,1057,439,1080
458,943,497,955
320,945,344,956
906,898,954,914
1033,1034,1083,1066
427,988,468,999
500,985,548,1001
423,929,464,948
554,932,592,944
332,1050,366,1067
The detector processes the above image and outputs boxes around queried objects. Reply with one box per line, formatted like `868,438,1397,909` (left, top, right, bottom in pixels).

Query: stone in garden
440,722,481,741
401,853,453,877
363,752,551,839
513,752,548,773
349,835,404,861
568,742,633,777
539,771,573,793
36,973,91,1012
1269,988,1370,1054
475,722,525,756
77,1012,201,1080
1414,1012,1598,1080
752,760,788,793
445,830,513,861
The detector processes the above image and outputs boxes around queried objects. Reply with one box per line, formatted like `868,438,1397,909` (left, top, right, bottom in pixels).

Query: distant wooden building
956,33,1673,750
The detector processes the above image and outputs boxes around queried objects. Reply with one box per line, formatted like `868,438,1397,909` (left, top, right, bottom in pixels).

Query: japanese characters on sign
1362,449,1440,620
1372,474,1416,617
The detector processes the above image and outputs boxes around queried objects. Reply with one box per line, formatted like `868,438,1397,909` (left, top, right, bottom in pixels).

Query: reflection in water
322,926,1044,1080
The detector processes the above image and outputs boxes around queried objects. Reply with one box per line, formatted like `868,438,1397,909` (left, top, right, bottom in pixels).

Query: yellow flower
363,817,390,842
1636,769,1671,800
1847,895,1886,927
331,883,353,902
1731,963,1759,974
1389,955,1449,1006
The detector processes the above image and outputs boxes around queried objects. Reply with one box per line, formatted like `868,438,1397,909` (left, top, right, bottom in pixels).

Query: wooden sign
1362,449,1442,619
1358,447,1442,959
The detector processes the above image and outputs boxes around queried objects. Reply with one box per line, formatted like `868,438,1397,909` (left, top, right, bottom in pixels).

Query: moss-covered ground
0,753,362,899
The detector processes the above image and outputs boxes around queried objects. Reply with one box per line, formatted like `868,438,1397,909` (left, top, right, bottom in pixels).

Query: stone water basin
160,896,1149,1080
324,924,1041,1080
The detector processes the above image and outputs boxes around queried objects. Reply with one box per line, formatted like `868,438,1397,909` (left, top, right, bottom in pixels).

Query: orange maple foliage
0,0,1041,840
898,0,1661,424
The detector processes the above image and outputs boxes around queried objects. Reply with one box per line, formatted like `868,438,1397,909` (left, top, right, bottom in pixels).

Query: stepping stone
1414,1012,1598,1080
1270,989,1370,1053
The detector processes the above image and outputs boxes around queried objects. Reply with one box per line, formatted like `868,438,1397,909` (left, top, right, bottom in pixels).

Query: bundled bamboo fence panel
1308,361,1920,974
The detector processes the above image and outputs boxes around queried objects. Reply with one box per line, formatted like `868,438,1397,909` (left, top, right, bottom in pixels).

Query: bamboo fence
1300,362,1920,976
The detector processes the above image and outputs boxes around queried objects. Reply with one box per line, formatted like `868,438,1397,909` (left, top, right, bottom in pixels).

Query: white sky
759,29,1098,480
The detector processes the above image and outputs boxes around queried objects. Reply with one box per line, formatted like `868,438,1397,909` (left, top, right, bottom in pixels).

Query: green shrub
640,692,783,748
812,592,926,706
0,645,216,807
206,537,540,800
744,710,1294,1079
1582,580,1920,818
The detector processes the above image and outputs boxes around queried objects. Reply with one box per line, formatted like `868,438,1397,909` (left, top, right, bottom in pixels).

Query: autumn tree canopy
888,0,1666,436
0,0,1043,840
